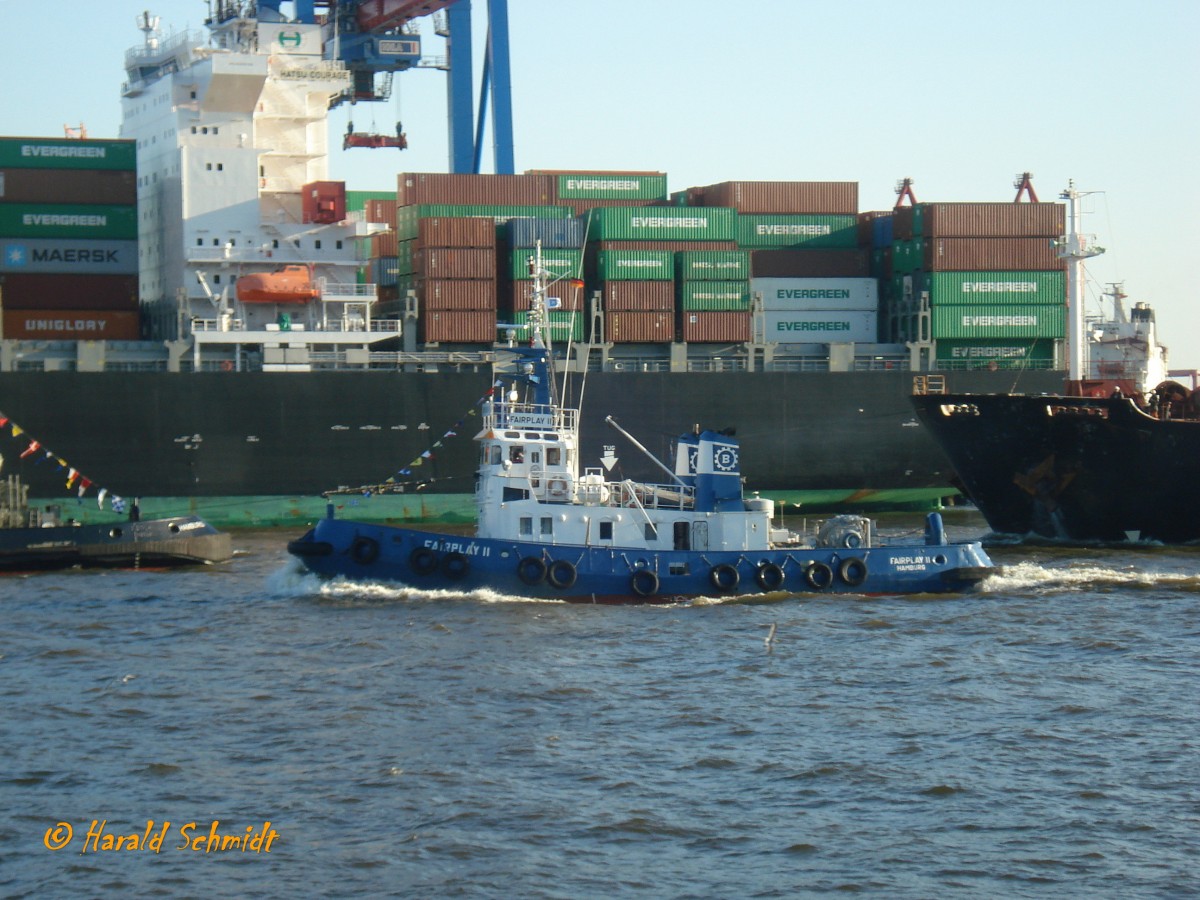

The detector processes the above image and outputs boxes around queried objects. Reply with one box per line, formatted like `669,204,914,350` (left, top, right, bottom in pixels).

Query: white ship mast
1056,182,1104,383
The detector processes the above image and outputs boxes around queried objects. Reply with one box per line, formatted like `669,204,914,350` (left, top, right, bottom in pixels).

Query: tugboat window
600,521,613,540
510,446,524,463
547,448,561,466
540,517,553,536
519,517,533,536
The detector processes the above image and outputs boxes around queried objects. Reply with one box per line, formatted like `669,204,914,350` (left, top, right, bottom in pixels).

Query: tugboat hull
0,516,232,572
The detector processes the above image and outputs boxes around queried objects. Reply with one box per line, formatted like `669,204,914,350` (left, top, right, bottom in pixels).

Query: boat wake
266,561,562,605
982,560,1200,594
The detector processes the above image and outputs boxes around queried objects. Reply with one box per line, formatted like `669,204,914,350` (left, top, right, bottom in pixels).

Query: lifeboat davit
236,265,319,304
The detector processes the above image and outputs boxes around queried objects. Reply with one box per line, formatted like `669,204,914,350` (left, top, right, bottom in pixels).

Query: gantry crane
254,0,514,173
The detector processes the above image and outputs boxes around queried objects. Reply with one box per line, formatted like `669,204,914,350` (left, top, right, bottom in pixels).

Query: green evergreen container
736,214,858,248
675,250,751,281
935,338,1057,367
346,190,397,214
931,304,1066,339
509,248,583,280
594,250,674,281
0,137,136,170
0,203,137,239
585,206,736,241
921,271,1066,306
678,281,751,311
396,204,573,241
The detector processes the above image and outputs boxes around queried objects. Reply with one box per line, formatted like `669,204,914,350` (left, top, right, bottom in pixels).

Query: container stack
752,276,880,346
585,205,739,344
501,215,586,344
0,137,139,340
889,202,1066,367
676,250,753,343
407,214,500,344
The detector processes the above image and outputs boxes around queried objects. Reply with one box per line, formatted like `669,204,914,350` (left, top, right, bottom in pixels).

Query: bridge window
509,446,524,464
547,447,561,466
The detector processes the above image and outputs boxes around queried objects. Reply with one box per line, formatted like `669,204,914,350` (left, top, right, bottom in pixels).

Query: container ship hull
0,368,1063,527
911,392,1200,543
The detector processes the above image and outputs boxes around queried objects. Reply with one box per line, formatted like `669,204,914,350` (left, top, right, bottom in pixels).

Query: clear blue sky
4,0,1198,368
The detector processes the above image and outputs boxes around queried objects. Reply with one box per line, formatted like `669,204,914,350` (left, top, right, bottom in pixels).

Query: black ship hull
0,515,231,571
911,392,1200,543
0,368,1063,526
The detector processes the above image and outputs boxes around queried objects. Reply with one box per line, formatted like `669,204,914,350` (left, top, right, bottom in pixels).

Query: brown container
419,278,498,310
892,206,915,240
0,168,137,205
507,280,583,311
2,308,139,340
370,230,399,258
397,172,554,206
689,181,858,215
679,311,751,343
301,181,346,224
857,210,891,245
364,198,397,225
412,247,497,279
922,202,1065,238
417,216,497,248
1,273,139,311
750,248,872,278
924,237,1066,272
420,309,497,343
601,281,674,312
607,311,675,343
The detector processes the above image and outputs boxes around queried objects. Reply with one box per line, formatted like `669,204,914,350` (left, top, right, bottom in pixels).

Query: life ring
839,557,868,587
517,556,547,585
441,551,470,580
842,532,862,549
630,568,659,598
755,562,785,592
546,477,570,499
804,561,834,590
350,536,380,565
409,546,439,575
709,563,740,593
547,559,578,590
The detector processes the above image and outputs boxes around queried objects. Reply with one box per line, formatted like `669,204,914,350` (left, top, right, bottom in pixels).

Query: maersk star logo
714,446,738,472
3,244,28,268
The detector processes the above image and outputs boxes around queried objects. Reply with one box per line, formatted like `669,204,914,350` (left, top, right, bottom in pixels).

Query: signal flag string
0,411,127,512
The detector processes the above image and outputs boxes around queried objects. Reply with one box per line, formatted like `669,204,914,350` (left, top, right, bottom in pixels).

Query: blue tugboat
288,250,997,603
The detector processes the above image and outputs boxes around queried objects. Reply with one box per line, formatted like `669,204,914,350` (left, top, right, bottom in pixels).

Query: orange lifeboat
236,265,319,304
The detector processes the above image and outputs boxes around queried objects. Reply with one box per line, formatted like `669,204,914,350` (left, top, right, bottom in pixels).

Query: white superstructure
119,8,385,352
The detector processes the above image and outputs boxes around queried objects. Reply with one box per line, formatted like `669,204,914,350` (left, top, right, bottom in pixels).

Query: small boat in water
0,474,232,572
287,248,997,602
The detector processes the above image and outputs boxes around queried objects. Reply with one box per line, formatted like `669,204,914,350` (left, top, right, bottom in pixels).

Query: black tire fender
755,562,785,592
441,551,470,580
350,536,380,565
709,563,740,593
517,556,547,585
630,569,659,598
804,561,834,590
547,559,578,590
839,557,868,587
409,546,439,575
